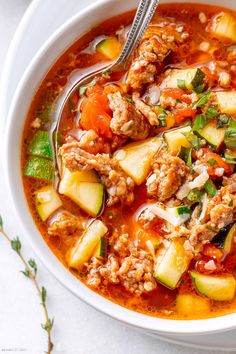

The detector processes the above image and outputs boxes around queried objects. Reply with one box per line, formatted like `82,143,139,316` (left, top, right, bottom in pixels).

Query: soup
22,3,236,319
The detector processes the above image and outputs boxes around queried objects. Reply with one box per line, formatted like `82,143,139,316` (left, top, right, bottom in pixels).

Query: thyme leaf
0,214,54,354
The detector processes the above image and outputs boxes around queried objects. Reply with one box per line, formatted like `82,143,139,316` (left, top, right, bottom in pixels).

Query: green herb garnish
102,69,111,78
192,114,207,131
217,114,230,128
177,205,192,215
177,79,187,90
183,131,202,150
178,146,192,166
206,105,218,119
207,158,217,166
187,189,204,203
79,78,97,96
224,119,236,148
191,68,206,90
204,179,217,197
193,91,211,109
125,96,134,104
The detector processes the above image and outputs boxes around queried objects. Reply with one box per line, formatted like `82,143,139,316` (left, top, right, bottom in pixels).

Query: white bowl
4,0,236,337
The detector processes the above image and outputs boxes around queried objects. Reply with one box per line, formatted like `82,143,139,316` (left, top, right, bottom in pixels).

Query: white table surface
0,1,231,353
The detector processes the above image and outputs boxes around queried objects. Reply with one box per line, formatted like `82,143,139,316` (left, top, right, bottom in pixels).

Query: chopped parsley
125,96,134,104
192,114,207,131
183,131,202,150
178,146,192,166
206,105,218,119
191,68,206,91
177,79,187,90
204,179,217,197
224,118,236,148
207,158,217,166
187,189,204,203
217,114,230,128
79,78,97,96
193,91,211,109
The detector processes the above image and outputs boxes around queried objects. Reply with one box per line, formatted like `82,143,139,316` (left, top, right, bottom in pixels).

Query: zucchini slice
164,126,192,154
176,294,210,316
196,120,226,149
155,239,192,289
114,137,162,185
164,68,198,90
224,149,236,164
96,36,121,60
24,156,54,181
190,271,236,301
68,220,108,269
28,130,53,159
35,185,62,221
59,168,104,217
216,91,236,114
93,236,107,259
209,12,236,43
224,223,236,254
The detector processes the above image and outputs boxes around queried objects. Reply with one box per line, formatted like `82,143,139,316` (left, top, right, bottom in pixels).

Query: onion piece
199,193,208,221
177,171,209,200
143,85,160,105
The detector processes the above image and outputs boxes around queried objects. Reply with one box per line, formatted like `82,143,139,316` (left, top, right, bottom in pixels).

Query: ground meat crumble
59,142,135,207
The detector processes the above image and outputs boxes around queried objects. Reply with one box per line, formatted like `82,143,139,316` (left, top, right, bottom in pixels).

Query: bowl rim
4,0,236,336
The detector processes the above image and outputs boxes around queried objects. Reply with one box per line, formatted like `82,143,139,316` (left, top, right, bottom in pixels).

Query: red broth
22,3,236,319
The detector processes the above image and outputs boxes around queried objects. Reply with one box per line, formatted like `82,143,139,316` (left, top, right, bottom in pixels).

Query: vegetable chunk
164,126,192,154
68,220,108,269
59,168,104,216
155,239,192,289
35,185,62,221
216,91,236,114
114,137,162,185
96,36,121,59
176,294,210,316
209,12,236,43
190,271,236,301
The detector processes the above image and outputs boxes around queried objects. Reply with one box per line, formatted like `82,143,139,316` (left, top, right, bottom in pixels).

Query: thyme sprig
0,215,54,353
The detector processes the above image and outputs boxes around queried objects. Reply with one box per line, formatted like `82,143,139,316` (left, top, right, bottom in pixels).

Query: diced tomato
198,148,234,176
201,66,218,86
174,107,197,123
202,243,224,261
86,84,104,96
162,88,191,103
195,244,224,274
80,86,113,138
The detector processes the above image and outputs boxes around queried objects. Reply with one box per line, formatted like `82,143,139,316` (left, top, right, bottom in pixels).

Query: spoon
51,0,160,178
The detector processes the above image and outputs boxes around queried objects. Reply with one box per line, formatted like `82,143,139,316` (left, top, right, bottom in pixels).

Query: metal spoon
51,0,160,178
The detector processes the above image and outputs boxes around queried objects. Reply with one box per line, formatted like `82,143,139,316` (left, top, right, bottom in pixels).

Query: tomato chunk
198,148,234,176
80,85,112,138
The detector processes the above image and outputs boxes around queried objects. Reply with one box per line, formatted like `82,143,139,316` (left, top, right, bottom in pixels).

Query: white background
0,1,232,353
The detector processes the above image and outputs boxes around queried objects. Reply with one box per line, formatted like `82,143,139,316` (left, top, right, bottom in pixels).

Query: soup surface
22,3,236,319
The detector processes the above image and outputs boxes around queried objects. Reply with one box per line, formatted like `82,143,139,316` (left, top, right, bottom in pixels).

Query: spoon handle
113,0,160,69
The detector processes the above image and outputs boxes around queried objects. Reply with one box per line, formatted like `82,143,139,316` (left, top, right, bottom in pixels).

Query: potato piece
209,12,236,43
68,220,108,269
163,68,198,90
59,168,104,217
216,91,236,114
35,185,62,221
114,137,162,185
155,239,192,289
96,36,121,59
164,126,192,154
176,294,210,316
